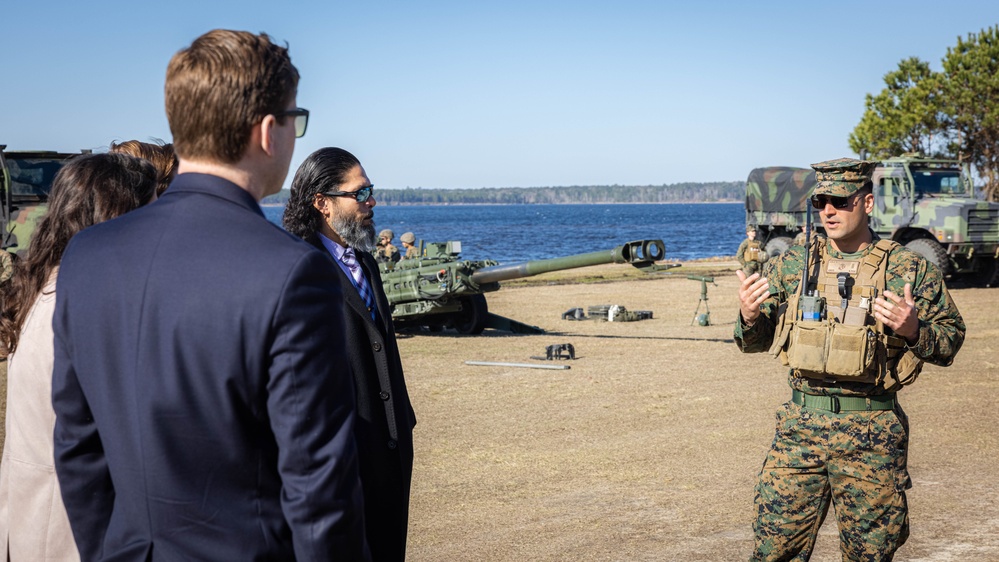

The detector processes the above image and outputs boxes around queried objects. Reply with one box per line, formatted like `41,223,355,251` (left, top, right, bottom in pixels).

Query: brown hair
110,140,178,195
0,153,157,355
165,29,299,164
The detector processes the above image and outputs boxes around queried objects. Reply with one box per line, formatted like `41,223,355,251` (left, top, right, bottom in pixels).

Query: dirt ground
1,261,995,561
401,261,999,562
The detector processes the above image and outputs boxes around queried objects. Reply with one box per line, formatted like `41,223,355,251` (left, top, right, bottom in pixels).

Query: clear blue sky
1,1,995,189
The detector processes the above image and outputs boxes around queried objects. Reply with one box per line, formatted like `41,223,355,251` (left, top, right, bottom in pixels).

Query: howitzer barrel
469,239,665,285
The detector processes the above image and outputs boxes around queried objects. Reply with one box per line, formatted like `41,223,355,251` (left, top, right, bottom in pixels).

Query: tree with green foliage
848,57,948,160
941,26,999,201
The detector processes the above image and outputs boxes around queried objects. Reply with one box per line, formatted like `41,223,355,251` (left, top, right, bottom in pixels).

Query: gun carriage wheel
449,294,488,335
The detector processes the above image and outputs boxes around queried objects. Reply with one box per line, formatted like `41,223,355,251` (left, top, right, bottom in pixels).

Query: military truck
745,155,999,285
744,166,816,259
1,146,88,257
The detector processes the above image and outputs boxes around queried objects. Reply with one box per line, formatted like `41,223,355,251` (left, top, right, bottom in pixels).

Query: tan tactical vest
768,239,923,389
745,240,762,262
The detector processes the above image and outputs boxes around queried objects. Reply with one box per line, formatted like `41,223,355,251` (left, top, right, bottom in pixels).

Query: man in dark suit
283,147,417,561
52,30,369,560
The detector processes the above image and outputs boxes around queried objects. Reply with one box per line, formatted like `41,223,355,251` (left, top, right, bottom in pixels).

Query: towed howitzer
379,239,676,334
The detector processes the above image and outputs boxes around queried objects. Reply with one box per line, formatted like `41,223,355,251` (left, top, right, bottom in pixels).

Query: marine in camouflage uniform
737,226,767,276
735,158,965,562
374,228,401,263
400,231,419,260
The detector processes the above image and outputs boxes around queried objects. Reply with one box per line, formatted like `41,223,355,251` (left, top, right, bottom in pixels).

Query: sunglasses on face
322,185,374,203
273,108,310,138
810,193,858,210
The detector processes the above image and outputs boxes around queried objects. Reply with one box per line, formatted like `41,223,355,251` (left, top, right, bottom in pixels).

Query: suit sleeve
267,251,370,561
52,269,115,561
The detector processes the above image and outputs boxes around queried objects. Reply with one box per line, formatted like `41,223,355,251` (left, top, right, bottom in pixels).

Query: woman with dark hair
0,152,157,561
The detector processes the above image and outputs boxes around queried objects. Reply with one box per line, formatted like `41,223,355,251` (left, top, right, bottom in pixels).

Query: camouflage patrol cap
379,229,394,240
810,158,876,196
746,225,755,233
401,232,415,244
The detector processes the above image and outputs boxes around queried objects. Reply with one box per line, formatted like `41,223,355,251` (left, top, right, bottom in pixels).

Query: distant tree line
261,181,743,206
849,25,999,201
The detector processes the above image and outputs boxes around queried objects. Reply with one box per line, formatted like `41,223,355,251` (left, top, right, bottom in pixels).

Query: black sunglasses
810,192,859,210
273,108,310,138
322,185,374,203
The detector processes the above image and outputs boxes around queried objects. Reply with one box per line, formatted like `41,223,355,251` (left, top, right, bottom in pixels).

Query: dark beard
331,210,377,252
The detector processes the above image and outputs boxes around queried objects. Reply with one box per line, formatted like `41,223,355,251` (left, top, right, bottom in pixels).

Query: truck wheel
765,237,793,259
905,238,951,277
453,294,488,335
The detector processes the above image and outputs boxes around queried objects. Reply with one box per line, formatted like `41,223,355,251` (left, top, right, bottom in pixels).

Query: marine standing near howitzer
375,228,401,263
735,158,965,561
400,231,419,259
737,226,767,275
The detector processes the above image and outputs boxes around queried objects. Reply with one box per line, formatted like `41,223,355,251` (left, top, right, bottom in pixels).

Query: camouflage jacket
736,239,765,266
374,243,401,263
735,231,965,396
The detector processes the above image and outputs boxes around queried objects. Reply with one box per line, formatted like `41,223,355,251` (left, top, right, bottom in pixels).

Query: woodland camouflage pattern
735,232,965,561
869,160,999,245
753,402,910,561
745,166,816,230
735,233,965,396
1,150,82,257
811,157,877,197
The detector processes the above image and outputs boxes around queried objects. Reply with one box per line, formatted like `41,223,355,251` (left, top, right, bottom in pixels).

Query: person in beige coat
0,153,157,560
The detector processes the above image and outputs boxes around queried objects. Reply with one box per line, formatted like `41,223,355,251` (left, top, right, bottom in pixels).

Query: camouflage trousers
742,261,763,277
752,401,911,562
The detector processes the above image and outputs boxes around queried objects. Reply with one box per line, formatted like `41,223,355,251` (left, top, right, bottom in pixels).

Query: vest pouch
769,298,795,366
786,321,828,373
825,323,877,377
882,348,924,390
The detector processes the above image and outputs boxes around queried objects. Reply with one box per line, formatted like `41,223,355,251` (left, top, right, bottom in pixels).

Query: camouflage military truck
745,156,999,286
1,146,88,257
744,166,817,259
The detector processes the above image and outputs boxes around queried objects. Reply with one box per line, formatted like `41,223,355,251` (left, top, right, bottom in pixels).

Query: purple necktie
342,248,377,320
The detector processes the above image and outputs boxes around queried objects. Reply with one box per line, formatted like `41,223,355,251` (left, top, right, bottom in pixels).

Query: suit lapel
314,242,376,327
334,265,374,324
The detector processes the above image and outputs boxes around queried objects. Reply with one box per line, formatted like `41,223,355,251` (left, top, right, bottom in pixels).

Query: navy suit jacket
52,174,369,561
316,242,416,561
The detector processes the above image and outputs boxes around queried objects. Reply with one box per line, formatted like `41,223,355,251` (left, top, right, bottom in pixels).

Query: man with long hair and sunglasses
284,147,417,562
733,158,965,561
51,30,367,560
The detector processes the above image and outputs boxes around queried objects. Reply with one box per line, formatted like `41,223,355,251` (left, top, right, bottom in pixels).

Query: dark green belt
792,389,895,413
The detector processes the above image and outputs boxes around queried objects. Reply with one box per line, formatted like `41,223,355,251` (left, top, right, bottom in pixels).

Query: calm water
263,203,745,263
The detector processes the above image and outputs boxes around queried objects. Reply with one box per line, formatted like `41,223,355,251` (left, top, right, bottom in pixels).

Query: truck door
873,175,913,232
